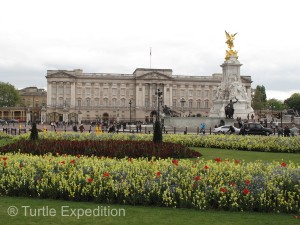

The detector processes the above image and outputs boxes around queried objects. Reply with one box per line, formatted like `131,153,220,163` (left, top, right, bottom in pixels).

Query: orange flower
60,161,65,164
70,159,76,164
172,159,179,166
103,172,110,177
243,188,250,195
214,158,222,163
220,188,227,193
281,162,287,167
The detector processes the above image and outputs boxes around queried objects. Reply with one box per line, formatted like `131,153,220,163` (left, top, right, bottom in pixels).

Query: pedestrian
199,122,206,134
283,125,290,137
79,124,85,133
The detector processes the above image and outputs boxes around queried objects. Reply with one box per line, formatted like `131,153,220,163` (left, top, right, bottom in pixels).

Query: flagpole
150,47,152,69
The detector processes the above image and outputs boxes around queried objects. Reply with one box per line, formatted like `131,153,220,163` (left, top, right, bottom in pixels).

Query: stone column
47,82,52,106
71,82,76,107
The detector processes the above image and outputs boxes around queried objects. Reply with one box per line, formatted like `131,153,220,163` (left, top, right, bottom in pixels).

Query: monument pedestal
209,55,254,119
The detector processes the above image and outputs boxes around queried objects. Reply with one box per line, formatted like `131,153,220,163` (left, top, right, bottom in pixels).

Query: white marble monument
209,31,254,119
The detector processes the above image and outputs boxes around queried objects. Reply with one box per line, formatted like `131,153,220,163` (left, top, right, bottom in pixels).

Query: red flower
149,161,154,165
2,157,8,161
243,188,250,195
195,175,200,181
172,159,179,166
87,178,93,183
204,165,209,170
231,182,235,186
60,161,65,164
214,158,222,163
220,188,227,193
103,172,110,177
3,161,7,167
19,163,23,169
245,180,251,186
76,154,81,158
156,171,161,177
281,162,287,167
234,159,240,164
70,159,75,164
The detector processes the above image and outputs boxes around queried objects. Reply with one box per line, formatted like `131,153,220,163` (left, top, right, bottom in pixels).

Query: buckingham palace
45,68,253,124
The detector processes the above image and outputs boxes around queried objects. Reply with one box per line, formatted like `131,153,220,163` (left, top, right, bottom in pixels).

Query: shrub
29,123,38,141
0,139,201,159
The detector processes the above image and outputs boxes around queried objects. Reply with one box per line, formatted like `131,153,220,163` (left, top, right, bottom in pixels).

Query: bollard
197,127,199,135
185,127,187,134
210,127,211,135
174,127,176,134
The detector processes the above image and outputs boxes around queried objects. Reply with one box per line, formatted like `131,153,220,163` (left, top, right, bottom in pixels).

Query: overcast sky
1,0,299,101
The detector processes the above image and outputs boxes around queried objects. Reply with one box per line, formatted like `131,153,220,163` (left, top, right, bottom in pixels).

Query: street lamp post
129,100,132,124
155,89,163,122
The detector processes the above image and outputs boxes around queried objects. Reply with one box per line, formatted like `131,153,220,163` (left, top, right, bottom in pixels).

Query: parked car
0,119,6,125
212,125,240,134
6,119,19,123
243,123,273,136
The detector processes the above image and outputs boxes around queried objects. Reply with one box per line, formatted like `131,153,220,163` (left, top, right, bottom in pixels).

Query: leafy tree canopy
0,82,21,107
252,85,267,110
266,98,285,111
284,93,300,111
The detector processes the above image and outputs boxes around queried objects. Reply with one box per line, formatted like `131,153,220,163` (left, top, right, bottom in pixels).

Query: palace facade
45,68,253,124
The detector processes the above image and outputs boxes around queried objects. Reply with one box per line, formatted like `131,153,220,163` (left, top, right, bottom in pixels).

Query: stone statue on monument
224,97,238,119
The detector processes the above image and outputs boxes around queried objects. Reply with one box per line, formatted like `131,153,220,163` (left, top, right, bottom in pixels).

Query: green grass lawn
193,147,300,163
1,196,299,225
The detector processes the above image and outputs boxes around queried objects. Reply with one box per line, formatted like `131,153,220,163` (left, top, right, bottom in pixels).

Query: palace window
205,100,209,108
172,99,177,107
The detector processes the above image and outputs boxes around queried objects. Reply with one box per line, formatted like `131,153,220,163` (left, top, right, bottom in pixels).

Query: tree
284,93,300,111
252,85,267,110
0,82,21,107
153,121,163,143
266,98,285,111
30,123,39,141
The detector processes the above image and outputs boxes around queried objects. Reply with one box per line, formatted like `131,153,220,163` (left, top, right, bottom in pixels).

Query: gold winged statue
225,31,238,60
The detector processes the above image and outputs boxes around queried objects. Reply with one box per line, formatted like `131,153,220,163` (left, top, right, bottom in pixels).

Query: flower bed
0,139,201,159
13,132,300,153
0,153,299,213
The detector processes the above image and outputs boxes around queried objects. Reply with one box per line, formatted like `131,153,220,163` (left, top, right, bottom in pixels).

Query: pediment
46,71,76,78
136,72,172,80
